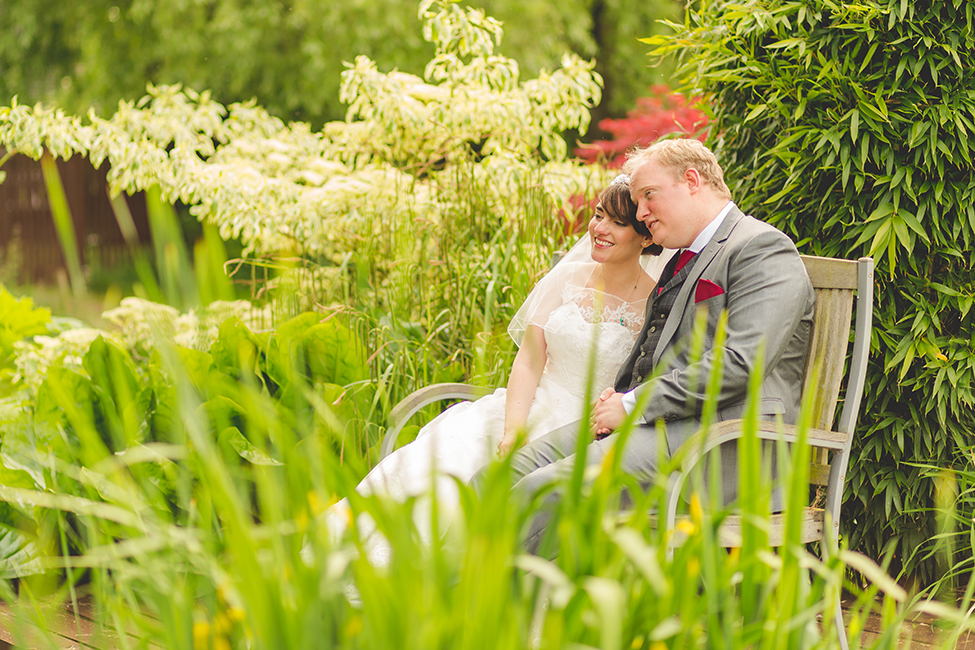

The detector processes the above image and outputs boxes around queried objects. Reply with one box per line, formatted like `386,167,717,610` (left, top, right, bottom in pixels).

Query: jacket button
637,375,643,383
650,326,656,332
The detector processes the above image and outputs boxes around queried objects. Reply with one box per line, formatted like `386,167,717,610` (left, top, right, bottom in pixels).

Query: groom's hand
591,388,626,439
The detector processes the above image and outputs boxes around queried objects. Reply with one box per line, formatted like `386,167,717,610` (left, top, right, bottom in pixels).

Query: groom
503,138,815,552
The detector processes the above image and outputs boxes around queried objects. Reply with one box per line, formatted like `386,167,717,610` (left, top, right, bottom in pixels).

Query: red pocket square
695,279,724,303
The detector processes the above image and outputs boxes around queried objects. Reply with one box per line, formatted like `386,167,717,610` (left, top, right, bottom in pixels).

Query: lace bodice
540,289,643,397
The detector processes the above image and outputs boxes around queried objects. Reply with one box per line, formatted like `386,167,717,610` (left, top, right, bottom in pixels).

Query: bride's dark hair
598,182,663,256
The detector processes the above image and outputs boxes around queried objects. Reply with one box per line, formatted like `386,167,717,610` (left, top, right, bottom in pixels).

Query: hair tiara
610,173,630,186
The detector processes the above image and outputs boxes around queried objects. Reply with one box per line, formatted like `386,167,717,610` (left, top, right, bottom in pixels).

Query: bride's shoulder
536,259,597,292
554,260,598,284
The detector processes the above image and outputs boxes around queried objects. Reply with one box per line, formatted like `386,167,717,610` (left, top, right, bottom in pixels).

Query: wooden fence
0,149,149,283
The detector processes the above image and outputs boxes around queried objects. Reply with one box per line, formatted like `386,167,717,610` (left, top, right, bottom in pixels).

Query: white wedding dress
323,260,653,565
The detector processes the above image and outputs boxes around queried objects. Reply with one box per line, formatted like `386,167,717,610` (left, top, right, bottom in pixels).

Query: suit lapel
652,205,746,365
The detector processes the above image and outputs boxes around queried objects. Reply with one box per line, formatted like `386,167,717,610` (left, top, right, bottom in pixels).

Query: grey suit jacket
615,205,815,504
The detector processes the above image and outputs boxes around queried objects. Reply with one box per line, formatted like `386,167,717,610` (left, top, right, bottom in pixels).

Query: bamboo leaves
651,0,975,584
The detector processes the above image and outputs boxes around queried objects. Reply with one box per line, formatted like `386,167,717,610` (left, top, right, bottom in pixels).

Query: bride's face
588,202,648,264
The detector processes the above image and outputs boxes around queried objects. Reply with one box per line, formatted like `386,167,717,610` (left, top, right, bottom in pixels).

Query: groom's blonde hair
624,139,731,199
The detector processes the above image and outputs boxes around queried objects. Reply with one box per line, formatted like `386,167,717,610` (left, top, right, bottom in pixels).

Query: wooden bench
659,255,873,553
381,254,874,649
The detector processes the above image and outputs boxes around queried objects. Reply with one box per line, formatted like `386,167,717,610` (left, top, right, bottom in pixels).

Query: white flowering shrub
13,328,113,391
13,298,269,390
0,0,608,261
0,0,620,411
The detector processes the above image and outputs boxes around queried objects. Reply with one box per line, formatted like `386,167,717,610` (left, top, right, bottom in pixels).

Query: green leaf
868,219,893,259
82,336,140,408
891,214,912,250
767,38,805,50
176,347,215,395
35,365,96,427
304,321,369,386
908,121,929,148
0,289,51,382
210,317,262,375
928,282,961,297
0,528,44,579
858,98,888,123
896,209,929,242
218,427,283,466
745,103,768,122
866,203,895,222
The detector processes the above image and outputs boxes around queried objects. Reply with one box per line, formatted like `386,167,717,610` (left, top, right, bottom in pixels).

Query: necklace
596,265,643,327
619,277,641,327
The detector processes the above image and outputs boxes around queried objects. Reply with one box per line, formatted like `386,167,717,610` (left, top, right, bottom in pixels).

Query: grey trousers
502,419,672,554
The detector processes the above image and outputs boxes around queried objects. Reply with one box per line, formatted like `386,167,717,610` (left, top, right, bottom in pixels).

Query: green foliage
0,287,51,384
0,309,373,573
647,0,975,584
0,0,680,128
1,333,940,647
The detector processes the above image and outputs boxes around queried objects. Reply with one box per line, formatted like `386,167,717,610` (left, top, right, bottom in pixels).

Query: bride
324,175,668,562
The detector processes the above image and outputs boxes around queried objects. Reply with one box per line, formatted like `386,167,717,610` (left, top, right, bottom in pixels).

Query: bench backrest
799,255,874,486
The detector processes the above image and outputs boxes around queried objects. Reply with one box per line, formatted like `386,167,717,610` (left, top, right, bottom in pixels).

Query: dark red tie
674,249,696,272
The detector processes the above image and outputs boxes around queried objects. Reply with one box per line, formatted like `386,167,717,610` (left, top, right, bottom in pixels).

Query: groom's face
630,158,699,250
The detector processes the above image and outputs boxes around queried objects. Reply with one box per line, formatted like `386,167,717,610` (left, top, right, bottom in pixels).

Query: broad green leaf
35,365,96,428
176,347,215,395
264,312,326,386
82,336,140,408
210,317,261,376
0,528,44,579
0,288,51,364
304,321,369,386
0,456,39,491
218,427,283,466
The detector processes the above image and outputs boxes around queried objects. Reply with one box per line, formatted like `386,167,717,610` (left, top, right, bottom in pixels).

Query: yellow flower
689,493,703,524
193,621,211,649
345,614,364,638
307,490,327,516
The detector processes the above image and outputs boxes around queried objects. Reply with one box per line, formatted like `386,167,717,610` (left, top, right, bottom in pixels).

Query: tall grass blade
107,188,164,302
39,152,85,298
145,185,197,310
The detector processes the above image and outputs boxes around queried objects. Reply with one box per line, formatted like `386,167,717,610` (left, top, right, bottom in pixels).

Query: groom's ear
684,167,704,193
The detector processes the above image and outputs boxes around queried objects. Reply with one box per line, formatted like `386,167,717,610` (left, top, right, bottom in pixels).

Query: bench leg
834,593,849,650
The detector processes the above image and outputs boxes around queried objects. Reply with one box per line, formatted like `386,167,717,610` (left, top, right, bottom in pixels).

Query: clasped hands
498,387,628,456
590,387,627,439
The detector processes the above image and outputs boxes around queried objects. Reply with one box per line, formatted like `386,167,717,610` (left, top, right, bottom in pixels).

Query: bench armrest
672,419,849,476
380,383,490,458
662,419,852,547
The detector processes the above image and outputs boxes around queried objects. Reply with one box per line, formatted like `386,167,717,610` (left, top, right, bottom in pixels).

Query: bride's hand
498,430,523,457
